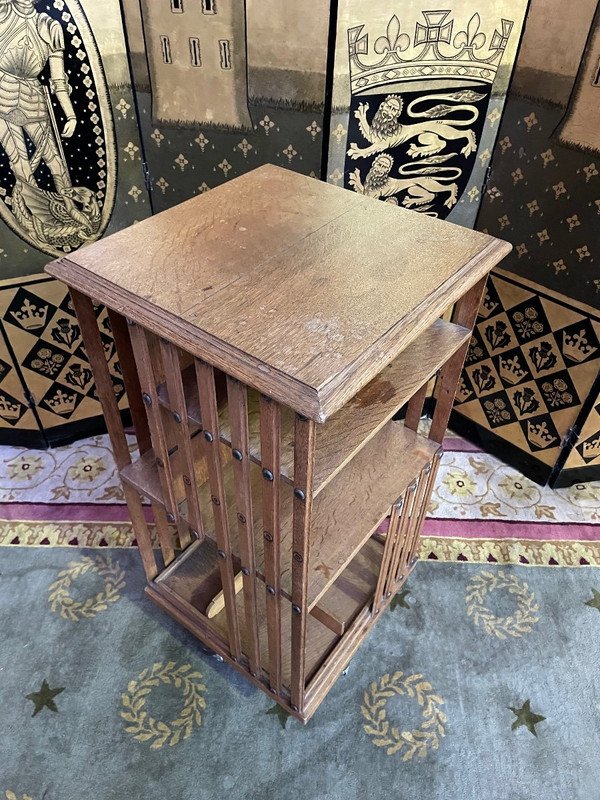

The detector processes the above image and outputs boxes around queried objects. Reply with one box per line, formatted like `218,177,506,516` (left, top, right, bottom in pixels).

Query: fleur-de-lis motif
552,181,566,199
332,124,347,144
306,121,322,139
151,128,164,147
156,177,169,194
523,112,538,132
329,168,343,185
236,139,253,158
116,98,131,119
453,13,487,50
282,144,297,162
487,186,502,201
174,153,188,171
198,182,210,193
526,199,539,216
512,168,523,184
540,149,554,167
218,159,232,176
123,141,139,160
498,214,510,229
467,186,480,202
487,107,501,127
128,185,142,202
374,15,410,54
259,115,275,135
583,163,598,182
566,214,580,232
499,136,512,154
552,259,567,275
537,229,549,245
195,132,209,151
516,243,528,258
576,245,590,261
478,149,491,167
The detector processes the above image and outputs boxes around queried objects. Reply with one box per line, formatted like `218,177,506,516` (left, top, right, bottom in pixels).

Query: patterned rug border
1,520,599,567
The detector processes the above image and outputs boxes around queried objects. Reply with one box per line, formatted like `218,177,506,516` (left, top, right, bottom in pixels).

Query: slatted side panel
69,291,158,580
290,414,316,712
259,395,282,695
227,376,262,678
195,359,242,662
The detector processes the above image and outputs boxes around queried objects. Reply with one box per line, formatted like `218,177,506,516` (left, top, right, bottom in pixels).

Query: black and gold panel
0,321,41,446
0,275,125,446
326,1,528,227
451,271,600,484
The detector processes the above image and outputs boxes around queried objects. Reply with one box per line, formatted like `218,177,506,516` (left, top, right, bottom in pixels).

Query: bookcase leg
290,414,316,713
69,288,158,580
429,276,488,443
259,394,283,695
227,376,262,678
404,383,428,432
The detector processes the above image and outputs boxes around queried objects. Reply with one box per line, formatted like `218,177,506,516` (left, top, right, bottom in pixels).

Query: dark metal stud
191,529,200,540
217,549,226,559
232,449,243,461
142,393,152,405
410,556,418,567
183,475,191,486
237,513,246,524
156,457,164,468
294,488,305,501
386,592,391,599
241,567,250,576
297,414,308,422
374,608,380,615
264,532,273,542
292,604,301,614
250,671,257,678
166,512,175,523
173,411,182,423
266,585,276,595
204,431,214,442
231,656,238,663
211,495,220,506
262,468,274,482
293,551,303,563
291,704,299,712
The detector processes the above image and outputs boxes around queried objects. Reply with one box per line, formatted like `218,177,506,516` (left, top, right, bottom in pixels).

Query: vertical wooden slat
386,482,416,593
195,359,242,661
107,309,152,455
403,450,443,573
128,323,182,530
374,500,402,610
290,414,316,712
259,393,282,695
160,340,205,540
429,277,488,443
404,383,428,432
227,376,261,677
393,480,420,586
151,502,176,566
69,289,157,580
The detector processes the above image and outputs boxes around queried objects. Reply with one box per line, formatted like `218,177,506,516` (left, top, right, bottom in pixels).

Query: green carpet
2,547,600,800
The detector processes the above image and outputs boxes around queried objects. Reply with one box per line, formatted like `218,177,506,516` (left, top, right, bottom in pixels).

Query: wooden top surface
46,164,511,421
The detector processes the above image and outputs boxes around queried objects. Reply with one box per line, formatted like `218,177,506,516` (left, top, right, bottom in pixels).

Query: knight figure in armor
0,0,100,250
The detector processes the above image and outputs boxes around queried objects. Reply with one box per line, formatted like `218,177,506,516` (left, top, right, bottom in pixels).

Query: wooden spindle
404,382,429,432
227,376,261,677
69,289,157,580
393,480,420,586
290,414,316,711
151,501,176,566
259,393,282,694
373,500,402,611
195,359,242,662
160,339,205,540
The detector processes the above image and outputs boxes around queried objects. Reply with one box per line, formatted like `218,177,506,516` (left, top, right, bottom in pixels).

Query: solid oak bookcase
46,165,510,722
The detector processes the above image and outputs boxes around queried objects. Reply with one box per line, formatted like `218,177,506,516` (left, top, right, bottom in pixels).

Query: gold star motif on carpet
509,699,545,736
25,680,65,717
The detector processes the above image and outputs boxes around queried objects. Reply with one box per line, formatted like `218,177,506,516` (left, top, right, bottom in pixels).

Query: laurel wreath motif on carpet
4,792,33,800
465,569,539,638
361,672,446,759
48,555,125,621
121,662,207,749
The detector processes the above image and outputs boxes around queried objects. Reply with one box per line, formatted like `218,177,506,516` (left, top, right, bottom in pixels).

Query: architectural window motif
160,35,172,64
189,37,201,67
202,0,216,14
170,0,183,12
219,39,231,70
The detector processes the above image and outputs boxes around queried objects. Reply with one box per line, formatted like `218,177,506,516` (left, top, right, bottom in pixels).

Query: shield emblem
342,11,513,219
0,0,116,256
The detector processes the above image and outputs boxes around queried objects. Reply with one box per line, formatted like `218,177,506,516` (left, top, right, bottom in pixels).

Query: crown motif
455,377,474,403
348,11,514,94
46,389,77,416
562,329,598,363
526,420,557,449
581,435,600,462
10,298,48,331
498,355,528,386
0,393,22,420
478,288,499,319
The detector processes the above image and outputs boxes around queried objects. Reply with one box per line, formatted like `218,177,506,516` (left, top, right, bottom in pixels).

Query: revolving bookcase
46,165,510,722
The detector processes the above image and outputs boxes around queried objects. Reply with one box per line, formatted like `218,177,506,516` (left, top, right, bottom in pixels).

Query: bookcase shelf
46,163,510,722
